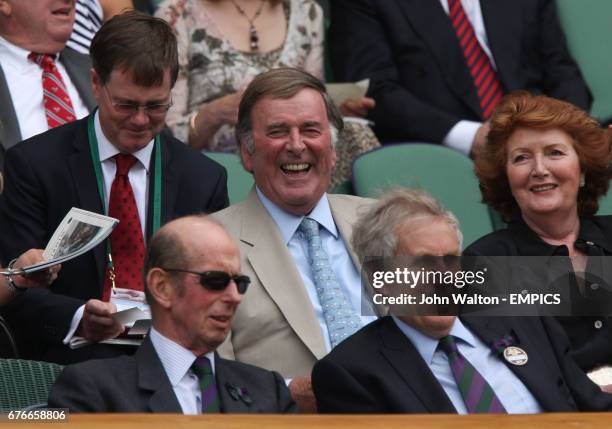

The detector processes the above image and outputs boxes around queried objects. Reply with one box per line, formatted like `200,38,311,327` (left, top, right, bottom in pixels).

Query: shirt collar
391,316,477,365
509,216,612,256
94,110,153,171
149,327,216,387
0,36,56,71
255,187,338,244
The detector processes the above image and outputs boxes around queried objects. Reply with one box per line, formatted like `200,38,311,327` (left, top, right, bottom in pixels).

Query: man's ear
240,140,254,173
146,268,176,310
91,68,104,104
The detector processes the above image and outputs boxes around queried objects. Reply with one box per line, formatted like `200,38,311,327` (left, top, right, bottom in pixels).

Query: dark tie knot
438,335,460,356
114,154,138,177
191,356,213,378
28,52,56,72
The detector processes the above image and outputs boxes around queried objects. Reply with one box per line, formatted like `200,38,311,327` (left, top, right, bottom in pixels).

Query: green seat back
205,152,254,205
352,144,493,248
0,359,63,410
557,0,612,121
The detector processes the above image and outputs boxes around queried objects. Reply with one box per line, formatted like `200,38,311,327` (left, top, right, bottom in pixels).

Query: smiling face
168,221,243,355
1,0,75,53
505,127,582,225
240,88,337,215
395,218,459,339
92,67,172,154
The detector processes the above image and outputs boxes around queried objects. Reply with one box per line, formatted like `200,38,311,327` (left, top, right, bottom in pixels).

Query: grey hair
236,67,344,152
351,188,463,260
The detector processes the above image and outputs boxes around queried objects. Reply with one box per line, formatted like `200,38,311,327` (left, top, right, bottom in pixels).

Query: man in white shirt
0,11,228,364
49,215,296,413
213,67,378,411
0,0,95,168
329,0,591,156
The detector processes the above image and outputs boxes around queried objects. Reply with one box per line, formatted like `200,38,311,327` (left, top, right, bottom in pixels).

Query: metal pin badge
503,346,528,365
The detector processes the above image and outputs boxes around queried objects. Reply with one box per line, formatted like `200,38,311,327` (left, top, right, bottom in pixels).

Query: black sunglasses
162,268,250,294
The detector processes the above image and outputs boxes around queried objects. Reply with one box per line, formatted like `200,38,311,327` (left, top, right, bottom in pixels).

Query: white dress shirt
0,36,89,141
257,188,376,353
392,316,542,414
437,0,497,155
149,327,216,414
63,110,154,344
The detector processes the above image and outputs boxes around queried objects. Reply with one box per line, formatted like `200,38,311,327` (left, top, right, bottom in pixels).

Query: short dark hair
476,91,612,220
90,10,178,87
235,67,344,151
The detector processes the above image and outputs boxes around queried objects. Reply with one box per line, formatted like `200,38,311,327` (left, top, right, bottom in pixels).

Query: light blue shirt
392,316,542,414
149,327,216,415
256,188,376,352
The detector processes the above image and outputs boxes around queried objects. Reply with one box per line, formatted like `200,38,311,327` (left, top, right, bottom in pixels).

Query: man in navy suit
0,11,228,363
329,0,590,156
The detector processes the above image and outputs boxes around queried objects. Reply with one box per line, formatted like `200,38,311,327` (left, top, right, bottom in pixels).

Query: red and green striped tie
439,335,506,413
191,356,220,413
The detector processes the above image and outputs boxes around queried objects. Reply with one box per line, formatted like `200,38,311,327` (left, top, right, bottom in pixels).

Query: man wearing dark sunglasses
49,215,297,413
0,11,229,364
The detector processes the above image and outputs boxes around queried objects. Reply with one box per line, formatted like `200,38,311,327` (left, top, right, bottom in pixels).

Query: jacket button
594,320,603,329
591,283,600,290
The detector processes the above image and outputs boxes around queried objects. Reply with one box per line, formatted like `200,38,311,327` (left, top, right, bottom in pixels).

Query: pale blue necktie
299,217,361,348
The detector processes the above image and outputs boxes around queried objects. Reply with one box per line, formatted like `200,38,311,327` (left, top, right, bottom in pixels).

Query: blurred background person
155,0,377,187
465,92,612,374
66,0,134,54
329,0,591,157
0,0,95,170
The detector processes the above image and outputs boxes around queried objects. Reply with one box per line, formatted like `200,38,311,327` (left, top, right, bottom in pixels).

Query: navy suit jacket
313,316,612,413
0,47,96,169
48,336,297,413
329,0,591,143
0,114,228,362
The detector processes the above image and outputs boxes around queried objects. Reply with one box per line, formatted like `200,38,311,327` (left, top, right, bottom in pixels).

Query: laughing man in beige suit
212,68,377,412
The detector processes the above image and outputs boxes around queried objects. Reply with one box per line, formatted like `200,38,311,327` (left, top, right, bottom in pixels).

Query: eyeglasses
162,268,251,294
103,86,173,116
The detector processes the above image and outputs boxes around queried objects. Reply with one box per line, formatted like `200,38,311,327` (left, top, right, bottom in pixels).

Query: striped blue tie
299,217,361,348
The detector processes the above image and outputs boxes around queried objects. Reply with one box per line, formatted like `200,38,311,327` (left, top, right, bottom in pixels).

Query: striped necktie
447,0,504,119
191,356,220,413
299,217,361,348
28,53,76,128
439,335,506,413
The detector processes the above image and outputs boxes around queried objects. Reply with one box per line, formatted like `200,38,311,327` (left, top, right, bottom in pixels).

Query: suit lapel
215,355,253,413
241,189,327,359
480,0,522,92
67,115,106,293
136,337,183,412
395,0,482,118
0,64,22,151
59,47,96,111
379,318,457,413
462,316,573,412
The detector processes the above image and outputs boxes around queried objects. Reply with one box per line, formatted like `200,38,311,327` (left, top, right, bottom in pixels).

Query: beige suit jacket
213,189,374,378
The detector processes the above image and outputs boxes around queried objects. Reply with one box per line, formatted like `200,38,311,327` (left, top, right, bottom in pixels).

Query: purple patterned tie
191,356,220,413
439,335,506,413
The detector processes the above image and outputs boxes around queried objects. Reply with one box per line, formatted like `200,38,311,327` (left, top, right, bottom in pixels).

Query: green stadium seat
205,152,254,205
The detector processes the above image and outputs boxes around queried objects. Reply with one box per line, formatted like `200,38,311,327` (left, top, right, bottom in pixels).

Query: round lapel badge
503,346,528,366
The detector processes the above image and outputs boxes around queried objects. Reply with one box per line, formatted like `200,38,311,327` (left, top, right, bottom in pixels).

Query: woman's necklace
230,0,266,51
